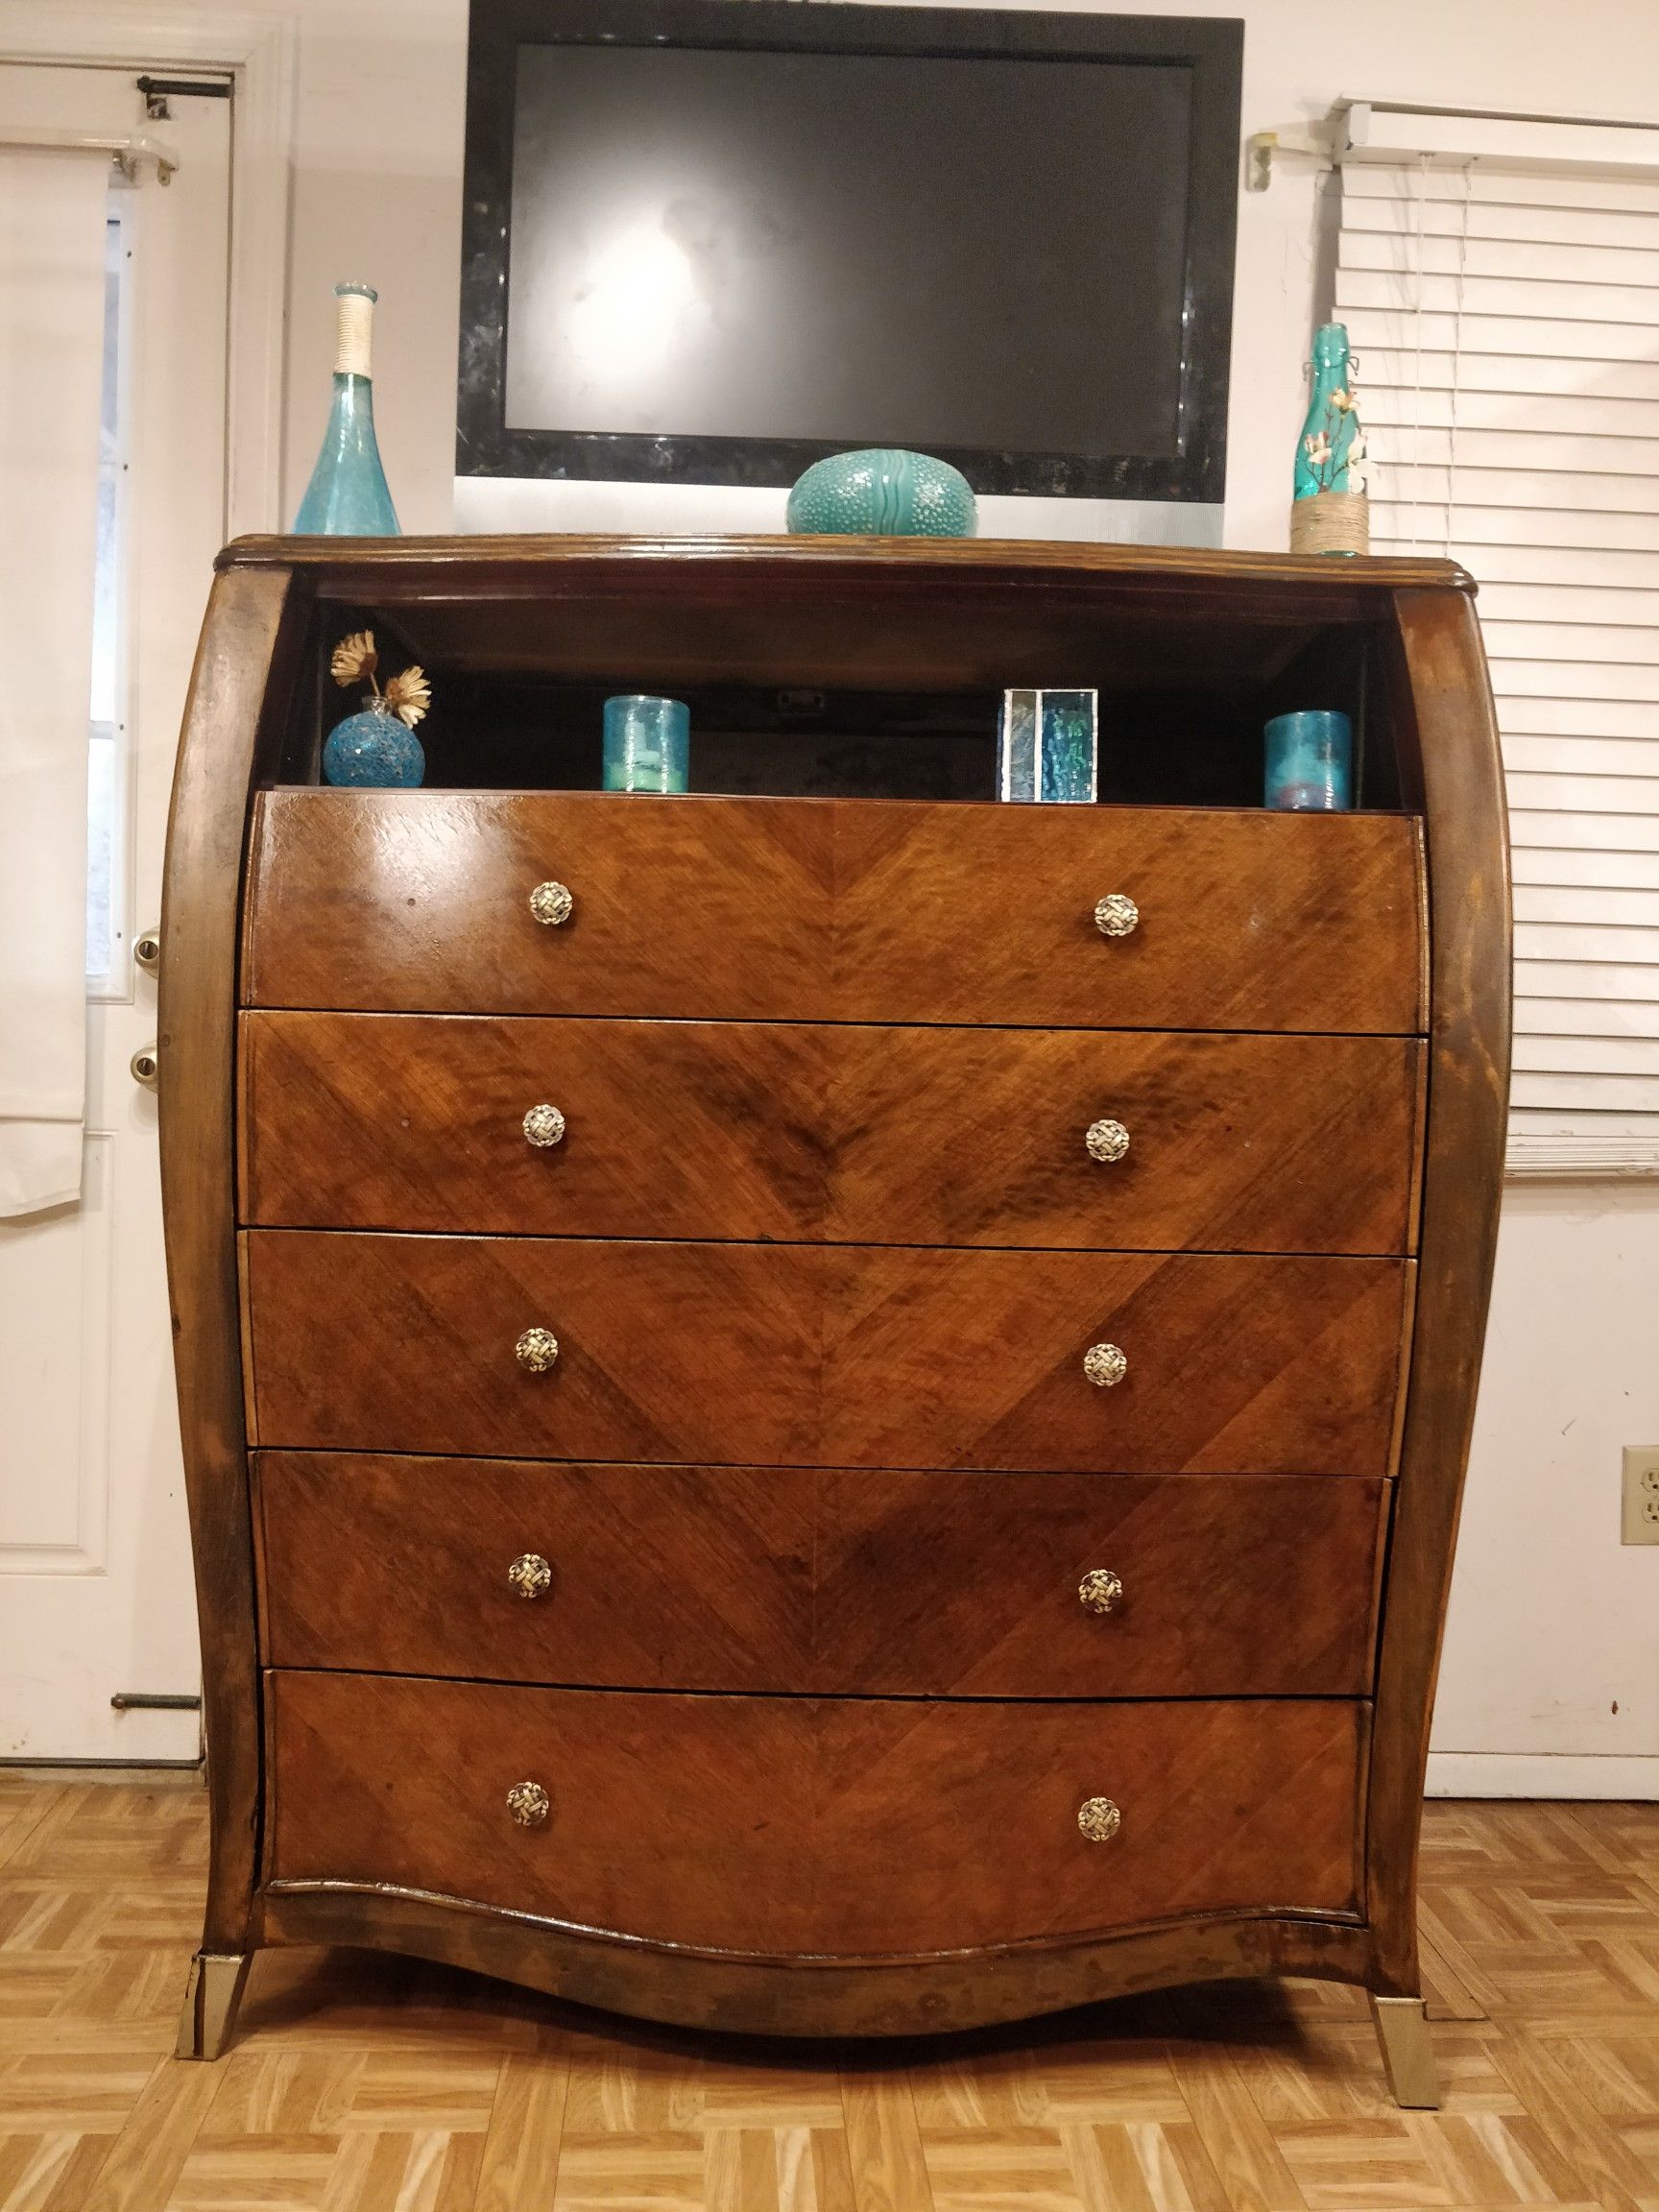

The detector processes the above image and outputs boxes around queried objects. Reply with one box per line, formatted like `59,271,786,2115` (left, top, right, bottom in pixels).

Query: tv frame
457,0,1243,503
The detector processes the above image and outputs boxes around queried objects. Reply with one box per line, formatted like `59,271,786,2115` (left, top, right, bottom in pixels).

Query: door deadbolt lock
131,1044,159,1091
133,927,161,975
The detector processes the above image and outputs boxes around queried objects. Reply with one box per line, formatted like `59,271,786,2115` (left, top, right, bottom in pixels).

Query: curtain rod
0,126,177,182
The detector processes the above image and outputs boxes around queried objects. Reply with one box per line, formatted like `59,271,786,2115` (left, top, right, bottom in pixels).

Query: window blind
0,148,106,1214
1334,111,1659,1175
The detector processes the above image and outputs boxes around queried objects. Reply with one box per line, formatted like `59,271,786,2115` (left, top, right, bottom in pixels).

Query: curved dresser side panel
1366,587,1513,1992
158,563,299,1954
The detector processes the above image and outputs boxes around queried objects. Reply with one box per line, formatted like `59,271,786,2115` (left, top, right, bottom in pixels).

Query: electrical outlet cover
1622,1446,1659,1544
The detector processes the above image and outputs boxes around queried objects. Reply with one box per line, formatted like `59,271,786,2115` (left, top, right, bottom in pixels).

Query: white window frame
0,5,292,542
87,186,134,998
0,6,291,1016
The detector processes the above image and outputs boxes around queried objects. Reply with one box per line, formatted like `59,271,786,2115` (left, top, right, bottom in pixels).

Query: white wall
1438,1187,1659,1795
133,0,1659,1791
274,0,1659,554
277,0,467,535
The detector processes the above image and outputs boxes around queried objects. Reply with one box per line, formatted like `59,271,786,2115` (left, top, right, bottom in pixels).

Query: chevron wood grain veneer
240,1014,1425,1253
156,534,1510,2102
254,1457,1387,1695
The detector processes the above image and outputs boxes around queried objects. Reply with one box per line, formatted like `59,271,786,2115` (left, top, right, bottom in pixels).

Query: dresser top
216,531,1476,600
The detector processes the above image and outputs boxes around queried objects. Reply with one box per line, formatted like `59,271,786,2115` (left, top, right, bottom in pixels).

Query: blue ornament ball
786,448,976,538
323,704,425,788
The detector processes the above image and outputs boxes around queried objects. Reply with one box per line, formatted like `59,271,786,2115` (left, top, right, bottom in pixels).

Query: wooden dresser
160,536,1509,2103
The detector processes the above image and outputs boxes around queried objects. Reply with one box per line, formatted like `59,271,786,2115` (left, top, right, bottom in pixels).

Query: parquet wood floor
1,1774,1656,2212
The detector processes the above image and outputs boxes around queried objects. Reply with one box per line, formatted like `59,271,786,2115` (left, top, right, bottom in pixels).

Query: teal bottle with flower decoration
1291,324,1369,556
1294,324,1366,500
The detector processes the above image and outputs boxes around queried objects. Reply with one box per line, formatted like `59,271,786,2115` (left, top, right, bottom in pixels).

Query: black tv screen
459,3,1242,502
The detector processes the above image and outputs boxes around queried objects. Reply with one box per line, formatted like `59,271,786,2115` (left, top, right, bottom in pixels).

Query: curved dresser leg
1370,1993,1438,2108
176,1950,252,2061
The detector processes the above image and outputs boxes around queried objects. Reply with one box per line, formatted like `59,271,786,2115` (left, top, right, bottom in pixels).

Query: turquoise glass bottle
1293,324,1363,501
294,281,399,535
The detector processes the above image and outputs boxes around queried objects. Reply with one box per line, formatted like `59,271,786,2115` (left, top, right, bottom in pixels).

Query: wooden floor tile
4,1778,1659,2211
554,2128,706,2212
473,2035,569,2212
0,2128,115,2212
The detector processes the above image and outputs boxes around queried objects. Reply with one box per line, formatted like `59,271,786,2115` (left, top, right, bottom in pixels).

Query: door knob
1085,1118,1130,1164
529,880,574,926
507,1552,553,1599
1094,894,1140,938
506,1780,551,1828
522,1104,566,1148
1078,1569,1123,1615
1083,1342,1127,1388
1078,1796,1122,1842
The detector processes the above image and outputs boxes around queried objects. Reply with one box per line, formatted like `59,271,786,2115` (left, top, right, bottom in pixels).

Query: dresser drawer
243,791,1426,1034
256,1455,1386,1695
268,1672,1364,1954
241,1013,1423,1256
243,1234,1409,1475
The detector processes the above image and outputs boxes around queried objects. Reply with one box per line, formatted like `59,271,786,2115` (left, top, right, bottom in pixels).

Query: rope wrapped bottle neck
333,283,376,378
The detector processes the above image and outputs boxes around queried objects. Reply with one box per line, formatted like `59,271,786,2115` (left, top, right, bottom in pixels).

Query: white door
0,63,230,1759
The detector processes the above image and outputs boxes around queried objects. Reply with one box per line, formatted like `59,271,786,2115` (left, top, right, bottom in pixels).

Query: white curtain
0,151,107,1214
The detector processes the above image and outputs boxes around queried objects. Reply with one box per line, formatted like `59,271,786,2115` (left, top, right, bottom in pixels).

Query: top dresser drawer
243,792,1426,1034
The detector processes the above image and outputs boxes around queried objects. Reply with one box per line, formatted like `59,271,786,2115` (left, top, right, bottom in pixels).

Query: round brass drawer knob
1085,1118,1130,1165
529,879,574,926
1078,1796,1122,1844
515,1327,560,1373
523,1103,566,1149
506,1780,551,1828
1083,1341,1127,1389
1078,1568,1123,1615
1094,893,1140,938
508,1551,553,1600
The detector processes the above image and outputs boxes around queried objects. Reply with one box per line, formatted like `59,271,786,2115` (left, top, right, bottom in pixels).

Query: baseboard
1427,1750,1659,1800
0,1758,203,1779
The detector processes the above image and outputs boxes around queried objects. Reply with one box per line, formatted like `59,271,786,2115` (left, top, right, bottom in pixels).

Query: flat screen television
457,1,1242,539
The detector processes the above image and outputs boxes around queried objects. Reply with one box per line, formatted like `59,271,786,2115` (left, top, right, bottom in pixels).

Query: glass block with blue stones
322,701,425,788
998,689,1097,804
998,691,1038,802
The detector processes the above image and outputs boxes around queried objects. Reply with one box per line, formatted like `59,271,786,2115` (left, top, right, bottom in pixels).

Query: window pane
85,202,126,979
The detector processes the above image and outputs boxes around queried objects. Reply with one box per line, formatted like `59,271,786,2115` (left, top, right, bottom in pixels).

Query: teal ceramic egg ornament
786,448,976,538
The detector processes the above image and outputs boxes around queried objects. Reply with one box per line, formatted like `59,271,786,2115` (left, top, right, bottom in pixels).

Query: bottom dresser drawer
267,1672,1365,1955
256,1455,1386,1696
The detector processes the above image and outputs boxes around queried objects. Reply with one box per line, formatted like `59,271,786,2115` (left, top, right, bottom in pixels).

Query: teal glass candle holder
1264,709,1353,811
603,695,690,793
